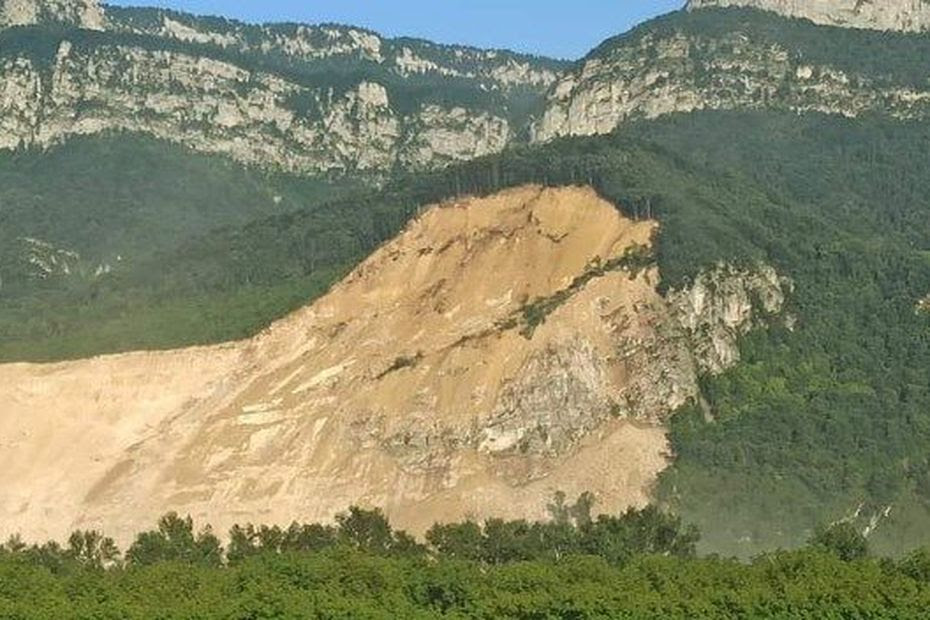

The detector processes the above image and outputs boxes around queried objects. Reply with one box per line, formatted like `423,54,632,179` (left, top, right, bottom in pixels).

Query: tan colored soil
0,186,671,544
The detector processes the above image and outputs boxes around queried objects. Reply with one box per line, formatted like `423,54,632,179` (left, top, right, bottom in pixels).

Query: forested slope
0,135,360,360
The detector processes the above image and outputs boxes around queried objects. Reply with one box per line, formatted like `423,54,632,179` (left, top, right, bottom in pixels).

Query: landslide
0,185,768,545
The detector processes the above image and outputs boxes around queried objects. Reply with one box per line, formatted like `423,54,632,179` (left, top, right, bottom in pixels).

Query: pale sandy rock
0,0,105,29
0,42,511,173
0,185,788,545
405,105,511,167
162,16,237,47
687,0,930,32
394,47,448,76
534,29,930,142
490,60,559,89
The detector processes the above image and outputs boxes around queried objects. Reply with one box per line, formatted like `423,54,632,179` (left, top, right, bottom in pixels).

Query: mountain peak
0,0,105,30
687,0,930,32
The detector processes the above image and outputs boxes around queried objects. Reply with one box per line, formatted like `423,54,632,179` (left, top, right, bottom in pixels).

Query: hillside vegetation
0,135,359,359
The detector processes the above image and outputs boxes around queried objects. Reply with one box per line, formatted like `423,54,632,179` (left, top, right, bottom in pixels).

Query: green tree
126,513,223,567
66,530,120,569
426,521,484,562
580,506,700,565
809,522,869,561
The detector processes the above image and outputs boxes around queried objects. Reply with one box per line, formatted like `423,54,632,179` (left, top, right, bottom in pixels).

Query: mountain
687,0,930,32
1,0,103,29
0,0,564,173
534,6,930,142
1,0,929,560
0,134,369,360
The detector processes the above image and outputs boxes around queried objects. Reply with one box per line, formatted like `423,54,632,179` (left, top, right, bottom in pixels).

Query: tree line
3,497,930,617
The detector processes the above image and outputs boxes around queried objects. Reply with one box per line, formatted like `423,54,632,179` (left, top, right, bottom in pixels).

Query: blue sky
106,1,686,59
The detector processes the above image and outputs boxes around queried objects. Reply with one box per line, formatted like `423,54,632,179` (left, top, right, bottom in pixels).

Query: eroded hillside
0,186,787,544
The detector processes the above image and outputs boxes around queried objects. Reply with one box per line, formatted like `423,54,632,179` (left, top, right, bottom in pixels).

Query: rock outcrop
0,0,562,173
105,9,561,93
0,39,510,173
0,3,562,173
687,0,930,32
0,185,789,544
0,0,104,29
669,263,791,374
534,15,930,143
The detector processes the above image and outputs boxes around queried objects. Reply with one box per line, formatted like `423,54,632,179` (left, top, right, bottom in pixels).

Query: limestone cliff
0,0,104,29
0,186,789,544
104,8,562,93
534,10,930,142
687,0,930,32
0,38,510,173
0,2,562,173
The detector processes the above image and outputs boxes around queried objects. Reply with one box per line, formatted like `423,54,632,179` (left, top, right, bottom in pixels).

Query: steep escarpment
0,186,788,544
104,7,563,92
534,8,930,142
0,33,509,172
0,0,103,29
687,0,930,32
0,2,563,173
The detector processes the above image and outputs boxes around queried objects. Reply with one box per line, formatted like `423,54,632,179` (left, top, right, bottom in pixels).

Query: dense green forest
4,501,930,618
0,135,361,359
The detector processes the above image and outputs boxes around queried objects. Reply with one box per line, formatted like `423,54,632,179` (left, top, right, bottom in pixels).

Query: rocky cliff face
0,2,561,173
669,263,791,374
0,185,789,544
0,37,510,172
534,11,930,142
105,8,561,93
687,0,930,32
0,0,104,29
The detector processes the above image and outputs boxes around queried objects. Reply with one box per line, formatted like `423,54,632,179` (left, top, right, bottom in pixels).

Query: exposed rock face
0,0,104,29
0,185,788,544
105,10,561,93
0,5,561,173
687,0,930,32
0,40,510,172
534,24,930,143
669,263,792,374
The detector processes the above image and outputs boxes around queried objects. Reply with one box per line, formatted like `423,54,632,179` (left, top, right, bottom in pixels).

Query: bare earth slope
0,186,786,544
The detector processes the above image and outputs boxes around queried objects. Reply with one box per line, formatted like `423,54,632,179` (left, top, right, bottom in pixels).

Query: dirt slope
1,186,691,544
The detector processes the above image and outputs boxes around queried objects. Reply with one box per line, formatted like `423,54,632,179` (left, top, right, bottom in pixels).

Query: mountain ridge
534,7,930,143
687,0,930,32
1,0,104,29
0,0,563,173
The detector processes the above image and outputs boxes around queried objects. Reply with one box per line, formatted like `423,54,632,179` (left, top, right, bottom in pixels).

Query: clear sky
105,1,687,60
